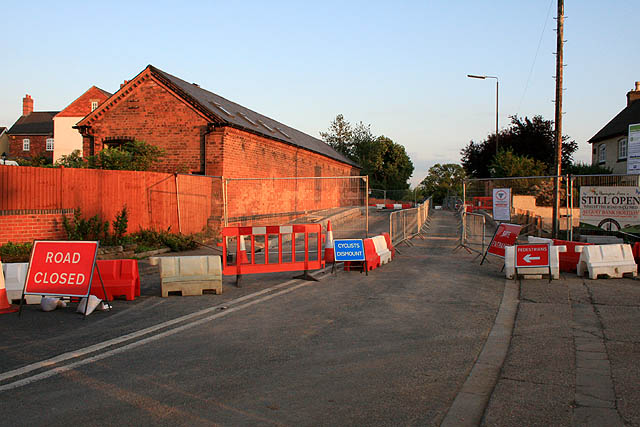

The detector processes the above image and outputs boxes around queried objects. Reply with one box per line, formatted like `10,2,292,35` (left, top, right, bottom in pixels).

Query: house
75,65,359,178
53,86,111,162
589,81,640,173
6,95,59,161
0,127,8,157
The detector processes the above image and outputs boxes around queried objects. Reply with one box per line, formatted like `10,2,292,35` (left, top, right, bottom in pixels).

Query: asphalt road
0,210,507,426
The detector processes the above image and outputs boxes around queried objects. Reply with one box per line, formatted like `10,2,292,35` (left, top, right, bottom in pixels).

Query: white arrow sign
523,254,541,263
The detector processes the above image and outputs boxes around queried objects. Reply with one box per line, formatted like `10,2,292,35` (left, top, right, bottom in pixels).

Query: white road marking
0,272,329,390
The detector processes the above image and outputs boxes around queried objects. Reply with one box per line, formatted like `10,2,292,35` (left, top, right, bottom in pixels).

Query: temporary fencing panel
464,175,571,238
224,176,369,236
463,174,640,244
456,211,488,256
388,200,431,247
221,224,324,277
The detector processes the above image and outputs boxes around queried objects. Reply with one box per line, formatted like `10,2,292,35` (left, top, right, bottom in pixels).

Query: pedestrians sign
333,239,365,262
481,223,522,265
515,244,550,268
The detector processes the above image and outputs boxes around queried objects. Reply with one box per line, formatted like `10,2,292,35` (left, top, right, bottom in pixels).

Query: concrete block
576,244,637,279
149,256,222,297
2,262,40,304
371,235,392,265
505,245,566,280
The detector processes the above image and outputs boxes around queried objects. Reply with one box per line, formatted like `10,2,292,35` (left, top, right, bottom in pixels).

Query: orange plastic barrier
221,224,324,281
344,238,380,272
466,196,493,213
90,259,140,301
553,239,593,273
632,242,640,266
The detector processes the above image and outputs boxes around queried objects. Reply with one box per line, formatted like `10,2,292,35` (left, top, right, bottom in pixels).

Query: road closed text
33,271,86,285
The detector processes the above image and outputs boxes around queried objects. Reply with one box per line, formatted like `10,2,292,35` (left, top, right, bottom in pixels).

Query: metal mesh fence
463,174,640,243
389,199,431,246
224,176,369,236
464,176,572,237
456,211,489,255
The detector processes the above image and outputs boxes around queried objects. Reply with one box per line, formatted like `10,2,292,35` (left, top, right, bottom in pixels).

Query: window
618,137,628,160
46,138,54,151
599,144,606,163
91,101,99,111
23,138,30,151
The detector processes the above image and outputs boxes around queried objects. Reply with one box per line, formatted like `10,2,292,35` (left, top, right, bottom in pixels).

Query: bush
88,140,165,171
56,150,87,168
63,208,110,242
111,205,129,245
130,229,198,252
0,242,33,261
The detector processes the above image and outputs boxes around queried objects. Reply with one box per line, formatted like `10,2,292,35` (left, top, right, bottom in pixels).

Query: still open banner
24,241,99,297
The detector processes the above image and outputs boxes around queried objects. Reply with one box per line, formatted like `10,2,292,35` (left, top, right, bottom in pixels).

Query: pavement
0,209,639,425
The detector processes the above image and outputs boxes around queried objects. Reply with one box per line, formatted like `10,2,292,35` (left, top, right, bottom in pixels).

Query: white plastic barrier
149,255,222,297
376,204,385,210
2,263,40,304
576,244,637,279
505,244,566,280
371,235,392,265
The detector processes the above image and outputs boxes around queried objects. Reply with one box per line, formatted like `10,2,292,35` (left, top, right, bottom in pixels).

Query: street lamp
467,74,499,154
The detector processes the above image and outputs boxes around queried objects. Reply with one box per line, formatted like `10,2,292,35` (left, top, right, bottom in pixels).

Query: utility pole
552,0,564,238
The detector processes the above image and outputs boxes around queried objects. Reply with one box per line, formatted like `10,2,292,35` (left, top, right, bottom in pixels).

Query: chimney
23,94,34,116
628,81,640,106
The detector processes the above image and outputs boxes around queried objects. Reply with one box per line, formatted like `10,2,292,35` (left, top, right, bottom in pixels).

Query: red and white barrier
344,233,394,272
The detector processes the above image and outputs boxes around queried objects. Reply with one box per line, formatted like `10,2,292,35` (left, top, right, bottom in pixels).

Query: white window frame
23,138,30,151
46,138,54,151
599,144,606,163
618,137,628,160
91,101,99,111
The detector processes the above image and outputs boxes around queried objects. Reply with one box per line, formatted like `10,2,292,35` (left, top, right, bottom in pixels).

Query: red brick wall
8,134,53,161
220,127,357,178
57,86,111,117
82,74,210,174
0,209,73,245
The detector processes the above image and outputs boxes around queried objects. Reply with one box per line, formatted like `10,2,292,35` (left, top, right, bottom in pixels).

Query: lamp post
468,74,499,154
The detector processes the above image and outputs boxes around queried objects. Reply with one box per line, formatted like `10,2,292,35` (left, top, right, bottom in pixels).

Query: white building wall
53,116,83,162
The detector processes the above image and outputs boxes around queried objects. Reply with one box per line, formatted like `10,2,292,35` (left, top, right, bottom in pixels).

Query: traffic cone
324,221,335,262
238,235,249,264
0,258,19,314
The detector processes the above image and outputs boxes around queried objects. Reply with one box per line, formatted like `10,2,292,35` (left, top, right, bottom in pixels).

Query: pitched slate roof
148,65,358,168
589,100,640,143
7,111,58,135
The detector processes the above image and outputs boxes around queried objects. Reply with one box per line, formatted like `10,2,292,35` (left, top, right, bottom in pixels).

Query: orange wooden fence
0,165,222,235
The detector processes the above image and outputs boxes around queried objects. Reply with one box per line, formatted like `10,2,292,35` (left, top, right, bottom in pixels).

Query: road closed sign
515,244,550,268
24,241,99,297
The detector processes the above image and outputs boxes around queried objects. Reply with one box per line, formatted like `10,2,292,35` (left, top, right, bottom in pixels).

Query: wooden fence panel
0,166,221,235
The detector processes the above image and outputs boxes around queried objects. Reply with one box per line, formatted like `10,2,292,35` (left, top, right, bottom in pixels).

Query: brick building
6,95,58,161
53,86,111,162
76,65,359,178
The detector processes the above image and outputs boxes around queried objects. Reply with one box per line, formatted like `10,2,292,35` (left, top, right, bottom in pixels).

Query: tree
461,115,578,178
419,163,465,204
88,140,165,171
565,161,612,175
490,149,547,178
320,115,414,191
319,114,354,160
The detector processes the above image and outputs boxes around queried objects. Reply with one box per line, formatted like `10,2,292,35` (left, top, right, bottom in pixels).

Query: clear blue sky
2,0,638,186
